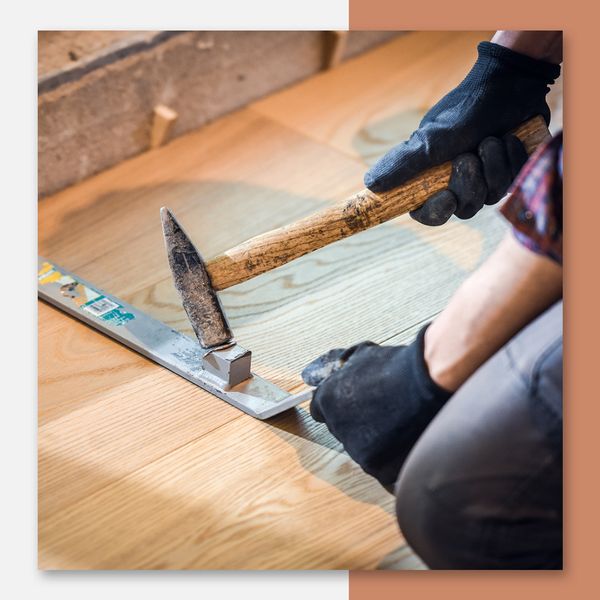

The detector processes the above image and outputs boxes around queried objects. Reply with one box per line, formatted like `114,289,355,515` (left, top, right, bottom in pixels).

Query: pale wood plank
38,302,245,520
39,403,400,570
253,31,493,165
38,301,158,425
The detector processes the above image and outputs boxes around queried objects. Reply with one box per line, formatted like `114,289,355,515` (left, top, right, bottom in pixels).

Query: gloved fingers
410,190,457,226
308,364,353,424
366,132,528,198
478,136,513,205
448,153,488,220
340,341,378,362
408,134,527,224
363,130,433,193
301,348,347,386
306,342,381,423
503,133,528,179
301,342,377,387
308,359,348,423
309,388,326,422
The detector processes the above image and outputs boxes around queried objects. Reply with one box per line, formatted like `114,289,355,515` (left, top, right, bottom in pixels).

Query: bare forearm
492,30,563,63
425,234,562,392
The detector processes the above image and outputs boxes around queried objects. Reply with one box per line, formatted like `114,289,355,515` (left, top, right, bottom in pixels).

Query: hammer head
160,207,233,349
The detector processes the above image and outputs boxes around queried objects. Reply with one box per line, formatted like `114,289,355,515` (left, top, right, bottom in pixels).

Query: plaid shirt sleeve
500,131,563,264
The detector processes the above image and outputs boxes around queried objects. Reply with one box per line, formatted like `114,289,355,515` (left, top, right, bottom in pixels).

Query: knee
394,426,486,570
394,454,457,569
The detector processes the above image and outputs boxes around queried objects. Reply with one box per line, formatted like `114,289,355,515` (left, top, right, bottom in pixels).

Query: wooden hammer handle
207,116,550,290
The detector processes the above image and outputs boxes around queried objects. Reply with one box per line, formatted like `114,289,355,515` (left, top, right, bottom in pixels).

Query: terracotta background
349,0,596,597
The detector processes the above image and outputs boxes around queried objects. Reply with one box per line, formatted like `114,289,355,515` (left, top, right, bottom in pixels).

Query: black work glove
410,133,529,224
302,326,452,488
365,41,560,225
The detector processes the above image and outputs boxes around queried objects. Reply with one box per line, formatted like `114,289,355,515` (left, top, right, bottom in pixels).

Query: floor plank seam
247,106,371,173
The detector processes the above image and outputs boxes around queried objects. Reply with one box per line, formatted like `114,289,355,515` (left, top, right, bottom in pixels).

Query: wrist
491,30,562,64
477,41,561,82
414,325,456,396
423,320,466,393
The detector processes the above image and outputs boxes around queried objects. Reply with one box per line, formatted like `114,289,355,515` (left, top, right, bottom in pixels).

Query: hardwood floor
38,31,548,569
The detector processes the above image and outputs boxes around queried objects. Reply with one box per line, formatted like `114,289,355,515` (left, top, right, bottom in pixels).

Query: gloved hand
365,41,560,225
410,134,529,225
302,326,451,488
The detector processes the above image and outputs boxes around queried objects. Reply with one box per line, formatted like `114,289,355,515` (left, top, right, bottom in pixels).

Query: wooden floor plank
40,403,402,570
38,302,245,520
252,31,491,166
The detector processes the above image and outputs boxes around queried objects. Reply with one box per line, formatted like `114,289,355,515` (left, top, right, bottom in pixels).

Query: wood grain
40,359,399,569
38,32,549,569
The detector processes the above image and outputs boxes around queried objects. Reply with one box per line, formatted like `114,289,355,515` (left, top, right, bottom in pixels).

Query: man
302,31,563,569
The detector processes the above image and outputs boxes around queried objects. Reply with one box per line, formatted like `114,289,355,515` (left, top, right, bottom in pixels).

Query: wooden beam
150,104,178,149
324,31,349,69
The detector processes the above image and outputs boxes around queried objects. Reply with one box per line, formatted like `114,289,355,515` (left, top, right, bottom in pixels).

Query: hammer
162,116,550,352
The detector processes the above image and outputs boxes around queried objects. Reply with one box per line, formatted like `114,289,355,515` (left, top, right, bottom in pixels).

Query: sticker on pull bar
38,261,134,327
82,296,120,317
